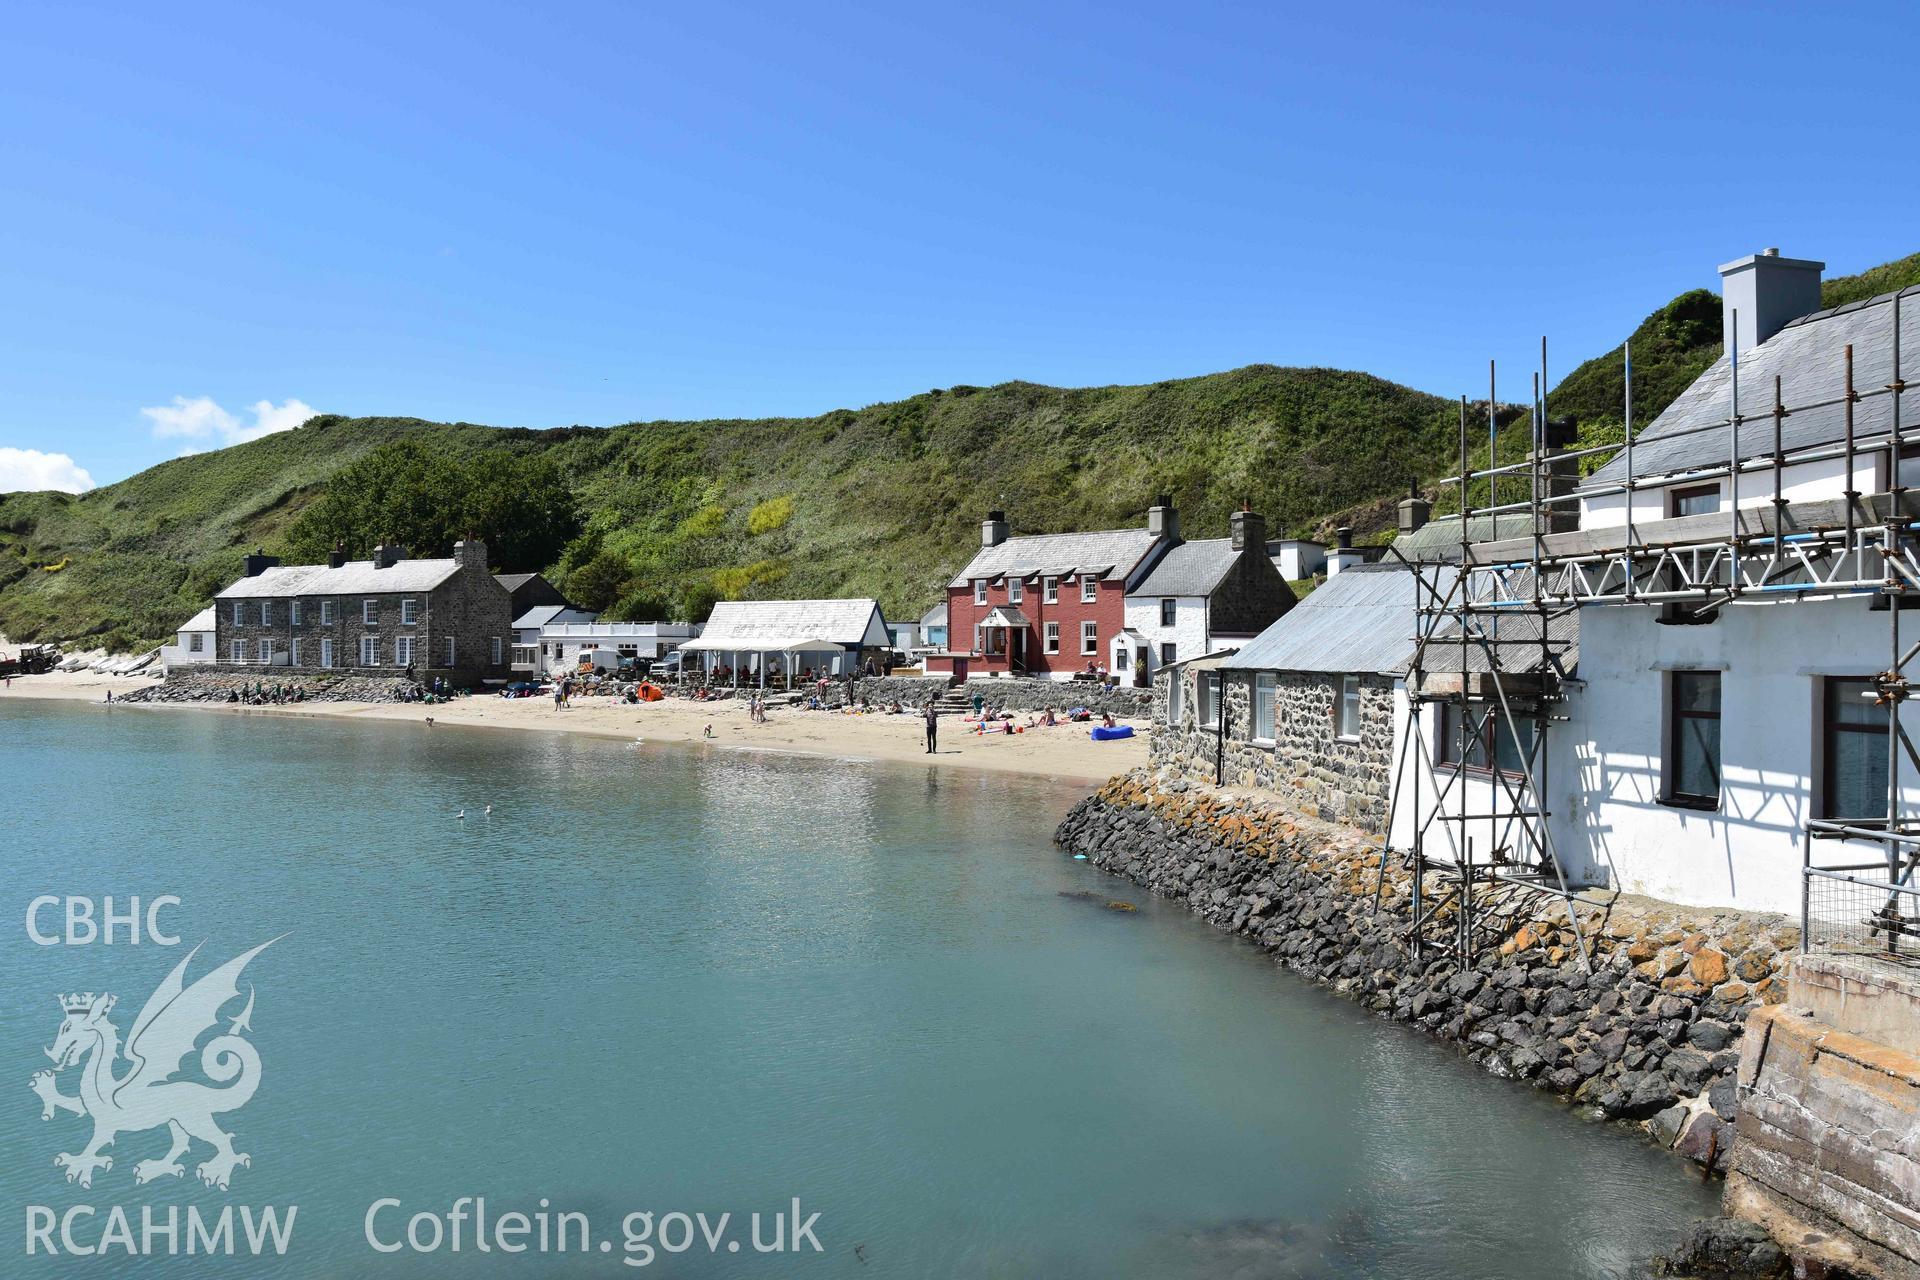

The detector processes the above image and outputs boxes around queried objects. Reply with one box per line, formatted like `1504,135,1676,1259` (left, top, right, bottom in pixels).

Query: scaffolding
1378,295,1920,972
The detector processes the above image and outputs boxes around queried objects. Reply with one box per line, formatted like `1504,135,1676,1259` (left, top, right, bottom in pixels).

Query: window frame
1663,669,1723,810
320,638,333,669
320,600,334,626
1043,576,1058,604
256,638,273,663
401,598,418,625
1252,672,1277,743
1335,674,1363,741
1159,641,1176,665
491,636,503,665
395,635,413,667
1081,576,1098,603
231,640,245,663
232,601,245,625
1669,482,1721,519
1044,621,1060,653
362,599,377,626
1821,675,1890,822
1167,669,1184,724
1080,620,1098,655
1198,672,1221,731
259,601,271,626
360,635,376,666
188,633,203,653
1160,598,1177,628
1436,701,1536,777
1008,578,1023,605
973,580,987,605
445,635,457,667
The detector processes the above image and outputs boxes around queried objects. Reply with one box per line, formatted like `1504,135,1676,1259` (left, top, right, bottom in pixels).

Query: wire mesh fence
1804,867,1920,968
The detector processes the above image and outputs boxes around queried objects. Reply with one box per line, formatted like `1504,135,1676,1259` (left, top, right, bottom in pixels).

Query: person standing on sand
923,699,938,754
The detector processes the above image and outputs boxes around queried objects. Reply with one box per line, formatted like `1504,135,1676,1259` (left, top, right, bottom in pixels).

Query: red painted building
927,499,1179,682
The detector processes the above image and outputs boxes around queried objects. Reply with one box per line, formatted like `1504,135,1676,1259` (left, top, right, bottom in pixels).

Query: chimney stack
1229,502,1266,552
1397,487,1432,536
1146,495,1180,542
1531,417,1582,534
242,548,280,577
981,510,1008,549
453,536,488,571
372,542,404,570
328,541,346,569
1719,249,1823,354
1326,526,1364,577
1335,526,1354,549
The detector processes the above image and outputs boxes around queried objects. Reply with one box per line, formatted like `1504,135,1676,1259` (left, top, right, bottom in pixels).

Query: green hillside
8,250,1917,651
0,368,1466,648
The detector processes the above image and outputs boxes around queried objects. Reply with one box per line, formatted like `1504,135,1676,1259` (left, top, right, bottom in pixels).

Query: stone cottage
1152,562,1417,833
213,539,512,686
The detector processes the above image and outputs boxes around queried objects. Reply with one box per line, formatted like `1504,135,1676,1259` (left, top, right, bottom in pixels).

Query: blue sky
2,1,1915,491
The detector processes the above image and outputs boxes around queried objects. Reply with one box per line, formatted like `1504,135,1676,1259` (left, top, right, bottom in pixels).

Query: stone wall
673,673,1153,716
123,671,423,704
1056,771,1798,1173
1152,666,1396,832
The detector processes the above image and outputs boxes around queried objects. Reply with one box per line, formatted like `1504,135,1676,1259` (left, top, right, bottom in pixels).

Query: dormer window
1009,579,1023,604
1081,576,1098,603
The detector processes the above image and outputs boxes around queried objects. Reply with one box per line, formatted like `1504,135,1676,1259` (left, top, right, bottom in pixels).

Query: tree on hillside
287,440,581,570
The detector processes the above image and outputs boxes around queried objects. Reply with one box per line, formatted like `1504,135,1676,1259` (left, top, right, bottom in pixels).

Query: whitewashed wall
1124,595,1210,677
1580,452,1881,529
1390,595,1918,916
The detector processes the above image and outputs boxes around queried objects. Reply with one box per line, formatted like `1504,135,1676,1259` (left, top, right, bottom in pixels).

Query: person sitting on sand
1043,707,1058,726
1101,712,1116,729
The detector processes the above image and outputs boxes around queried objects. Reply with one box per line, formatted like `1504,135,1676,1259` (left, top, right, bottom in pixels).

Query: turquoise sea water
0,700,1717,1277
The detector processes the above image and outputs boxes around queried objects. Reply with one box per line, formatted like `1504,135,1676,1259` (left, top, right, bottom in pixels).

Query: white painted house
679,598,891,682
159,606,218,672
1117,510,1296,685
1391,249,1920,916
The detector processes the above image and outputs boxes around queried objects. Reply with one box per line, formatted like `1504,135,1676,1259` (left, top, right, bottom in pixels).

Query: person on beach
923,699,938,754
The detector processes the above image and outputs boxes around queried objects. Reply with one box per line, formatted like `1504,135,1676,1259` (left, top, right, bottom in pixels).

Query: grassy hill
0,368,1468,648
8,250,1917,650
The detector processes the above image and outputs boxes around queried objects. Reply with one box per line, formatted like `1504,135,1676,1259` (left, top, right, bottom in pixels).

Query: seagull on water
483,804,492,816
455,809,465,820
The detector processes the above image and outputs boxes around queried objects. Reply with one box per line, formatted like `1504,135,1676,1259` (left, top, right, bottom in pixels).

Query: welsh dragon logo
30,939,277,1190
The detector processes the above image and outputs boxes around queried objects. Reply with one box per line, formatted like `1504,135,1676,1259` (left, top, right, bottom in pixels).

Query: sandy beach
2,668,1148,785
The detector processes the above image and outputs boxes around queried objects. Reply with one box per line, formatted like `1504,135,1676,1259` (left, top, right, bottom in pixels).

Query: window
231,640,245,662
256,639,273,663
1160,642,1176,665
401,598,418,625
445,636,457,666
320,601,334,626
1080,621,1098,654
1168,670,1185,723
1438,702,1535,774
1009,578,1023,604
290,638,301,667
362,600,377,625
491,636,503,665
1044,622,1060,653
232,601,245,625
259,601,271,626
973,624,982,653
974,580,987,605
290,601,302,626
1665,671,1722,808
189,633,203,653
1894,443,1920,491
395,635,413,666
1081,576,1098,603
320,638,333,669
1823,676,1889,821
1336,674,1363,739
1160,598,1177,627
360,635,376,666
1669,484,1720,518
1043,576,1058,603
1198,672,1221,728
1253,673,1277,742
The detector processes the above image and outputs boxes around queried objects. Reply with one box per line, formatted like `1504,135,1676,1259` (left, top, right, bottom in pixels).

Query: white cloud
0,448,94,494
141,395,316,450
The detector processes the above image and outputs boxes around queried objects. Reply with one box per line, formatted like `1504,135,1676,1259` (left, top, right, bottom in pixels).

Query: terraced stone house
212,539,512,686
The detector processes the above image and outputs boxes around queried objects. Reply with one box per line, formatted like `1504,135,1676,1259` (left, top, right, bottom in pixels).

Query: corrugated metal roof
1222,564,1419,674
699,598,887,647
949,528,1162,588
216,558,463,599
1394,568,1580,676
1130,538,1240,596
1588,284,1920,486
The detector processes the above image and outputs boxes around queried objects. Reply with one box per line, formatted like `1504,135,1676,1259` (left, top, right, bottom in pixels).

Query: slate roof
177,606,216,634
512,605,599,630
494,572,539,592
696,598,888,647
1394,568,1580,677
1587,285,1920,486
1130,538,1240,597
949,528,1162,588
1222,564,1419,674
216,558,463,599
1392,513,1536,564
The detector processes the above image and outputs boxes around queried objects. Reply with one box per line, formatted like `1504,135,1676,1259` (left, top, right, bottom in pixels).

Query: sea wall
1056,771,1799,1170
124,670,421,704
671,674,1153,716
